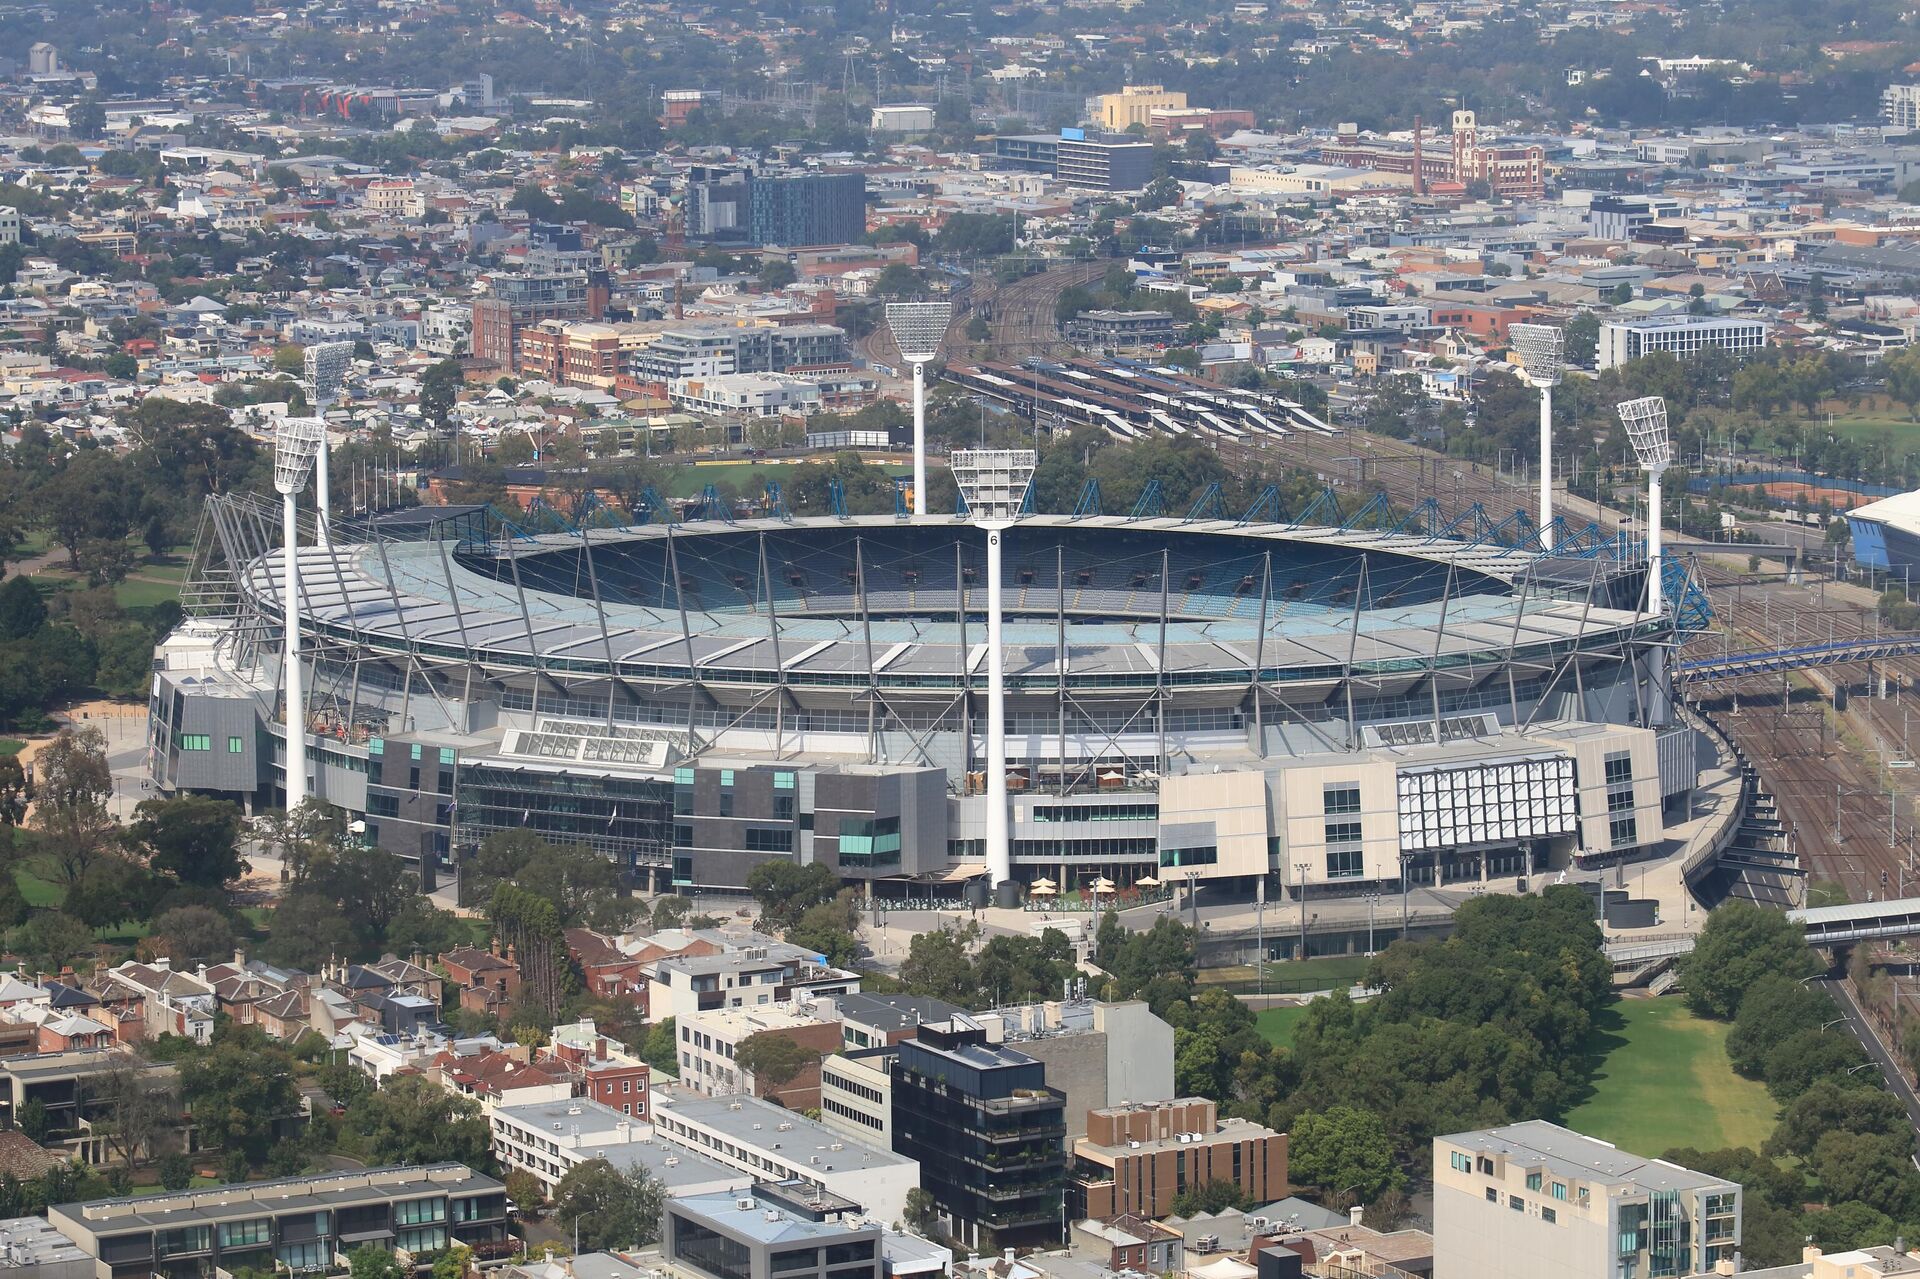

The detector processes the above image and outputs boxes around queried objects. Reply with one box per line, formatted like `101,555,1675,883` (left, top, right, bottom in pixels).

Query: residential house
539,1020,651,1120
96,962,214,1044
438,945,521,1019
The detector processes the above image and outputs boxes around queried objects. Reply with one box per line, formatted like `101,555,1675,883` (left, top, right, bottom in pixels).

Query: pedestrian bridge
1677,636,1920,684
1788,897,1920,946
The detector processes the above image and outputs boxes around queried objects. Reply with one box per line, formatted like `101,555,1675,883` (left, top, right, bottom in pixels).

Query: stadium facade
149,500,1697,902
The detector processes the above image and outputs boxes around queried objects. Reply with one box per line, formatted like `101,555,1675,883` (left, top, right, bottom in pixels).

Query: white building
1888,84,1920,131
1598,315,1770,369
669,372,824,418
1433,1121,1740,1279
650,1095,917,1227
490,1096,655,1194
0,207,21,247
871,105,938,133
675,1004,836,1098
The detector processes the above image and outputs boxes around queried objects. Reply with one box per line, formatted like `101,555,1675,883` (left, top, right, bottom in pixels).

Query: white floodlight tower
951,448,1037,897
885,302,954,516
1509,323,1565,548
273,417,326,812
302,341,354,548
1616,395,1674,617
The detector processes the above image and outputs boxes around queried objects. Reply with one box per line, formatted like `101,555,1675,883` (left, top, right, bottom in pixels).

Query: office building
47,1165,509,1279
1589,196,1686,242
1432,1121,1740,1279
891,1016,1066,1251
1597,315,1770,369
1056,130,1155,192
649,944,860,1024
664,1183,883,1279
1071,1098,1288,1221
1064,310,1177,351
651,1095,916,1226
1089,86,1187,132
819,1048,894,1146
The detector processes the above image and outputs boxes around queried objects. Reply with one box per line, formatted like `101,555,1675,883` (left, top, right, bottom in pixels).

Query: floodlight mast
1510,324,1565,549
885,303,953,517
951,449,1037,897
273,418,325,812
1616,396,1673,617
302,341,353,548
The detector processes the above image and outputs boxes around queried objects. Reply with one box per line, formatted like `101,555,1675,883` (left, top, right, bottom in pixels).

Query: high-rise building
1886,84,1920,131
890,1015,1065,1252
1432,1121,1741,1279
1054,130,1155,192
686,169,866,247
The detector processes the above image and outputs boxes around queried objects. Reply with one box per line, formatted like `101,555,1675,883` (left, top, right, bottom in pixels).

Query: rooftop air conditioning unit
737,1198,755,1211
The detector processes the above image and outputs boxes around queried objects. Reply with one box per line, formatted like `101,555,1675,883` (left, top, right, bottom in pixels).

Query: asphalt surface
1819,976,1920,1151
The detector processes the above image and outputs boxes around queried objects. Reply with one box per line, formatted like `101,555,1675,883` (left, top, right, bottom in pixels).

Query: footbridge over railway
1677,635,1920,684
1787,897,1920,946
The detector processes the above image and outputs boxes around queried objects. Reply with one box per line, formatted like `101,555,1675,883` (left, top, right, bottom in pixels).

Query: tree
30,726,116,888
1287,1106,1400,1205
746,860,839,933
79,1064,179,1170
0,577,46,640
899,921,980,1005
904,1186,937,1236
178,1032,301,1164
342,1074,491,1170
1802,1199,1896,1254
1761,1027,1868,1101
155,1150,192,1191
504,1168,545,1214
551,1159,664,1251
488,883,574,1018
347,1245,405,1279
17,1099,47,1142
1564,312,1600,369
1170,1180,1254,1216
1726,973,1831,1077
785,892,862,967
759,260,798,290
1678,901,1821,1020
150,906,237,963
1808,1129,1910,1209
432,1243,473,1279
735,1032,817,1097
13,912,92,971
419,359,463,431
131,795,246,888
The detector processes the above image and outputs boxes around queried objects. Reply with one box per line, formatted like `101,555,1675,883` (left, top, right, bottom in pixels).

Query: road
1820,975,1920,1146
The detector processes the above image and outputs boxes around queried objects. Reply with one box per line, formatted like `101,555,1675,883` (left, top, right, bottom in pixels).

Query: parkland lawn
1564,998,1777,1155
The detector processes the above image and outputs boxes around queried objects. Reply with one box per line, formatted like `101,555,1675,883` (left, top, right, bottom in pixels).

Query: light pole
273,418,326,811
302,340,353,547
1617,396,1673,616
1510,323,1565,548
1295,862,1310,960
951,449,1037,900
885,302,954,517
1364,892,1378,955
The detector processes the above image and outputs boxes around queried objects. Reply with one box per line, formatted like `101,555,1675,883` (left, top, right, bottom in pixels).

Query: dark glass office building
748,173,867,247
890,1016,1066,1251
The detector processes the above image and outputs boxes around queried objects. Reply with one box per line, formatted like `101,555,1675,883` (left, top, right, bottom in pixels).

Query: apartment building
676,1004,842,1106
651,1095,916,1226
1598,315,1770,369
46,1165,510,1279
489,1096,653,1195
1070,1098,1288,1221
818,1048,894,1146
649,945,860,1024
1432,1121,1740,1279
891,1016,1066,1251
664,1184,883,1279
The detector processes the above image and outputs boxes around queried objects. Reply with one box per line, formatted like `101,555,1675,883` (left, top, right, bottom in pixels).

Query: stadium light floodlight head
885,301,954,365
273,417,327,495
951,449,1037,522
1509,323,1565,389
1617,396,1673,471
303,340,355,409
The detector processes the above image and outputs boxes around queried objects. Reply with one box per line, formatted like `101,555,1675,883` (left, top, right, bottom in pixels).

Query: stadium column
986,519,1010,890
282,492,306,810
1538,382,1552,549
913,359,928,517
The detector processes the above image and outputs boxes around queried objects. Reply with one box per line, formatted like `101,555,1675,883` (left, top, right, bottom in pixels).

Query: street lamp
1294,862,1310,960
273,417,326,811
885,302,954,517
1616,395,1673,616
302,340,354,547
951,449,1037,898
1510,323,1564,548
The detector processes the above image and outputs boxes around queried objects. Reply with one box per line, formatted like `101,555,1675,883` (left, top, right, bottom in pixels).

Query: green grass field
0,740,21,758
114,575,186,610
1563,999,1777,1155
1256,1004,1312,1049
1198,954,1374,996
660,462,800,499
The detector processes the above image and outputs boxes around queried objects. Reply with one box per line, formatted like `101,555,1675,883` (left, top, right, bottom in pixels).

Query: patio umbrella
1090,877,1117,893
1134,874,1160,888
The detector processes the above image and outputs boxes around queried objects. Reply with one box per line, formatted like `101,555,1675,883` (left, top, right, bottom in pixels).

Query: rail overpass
1677,635,1920,684
1788,897,1920,946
